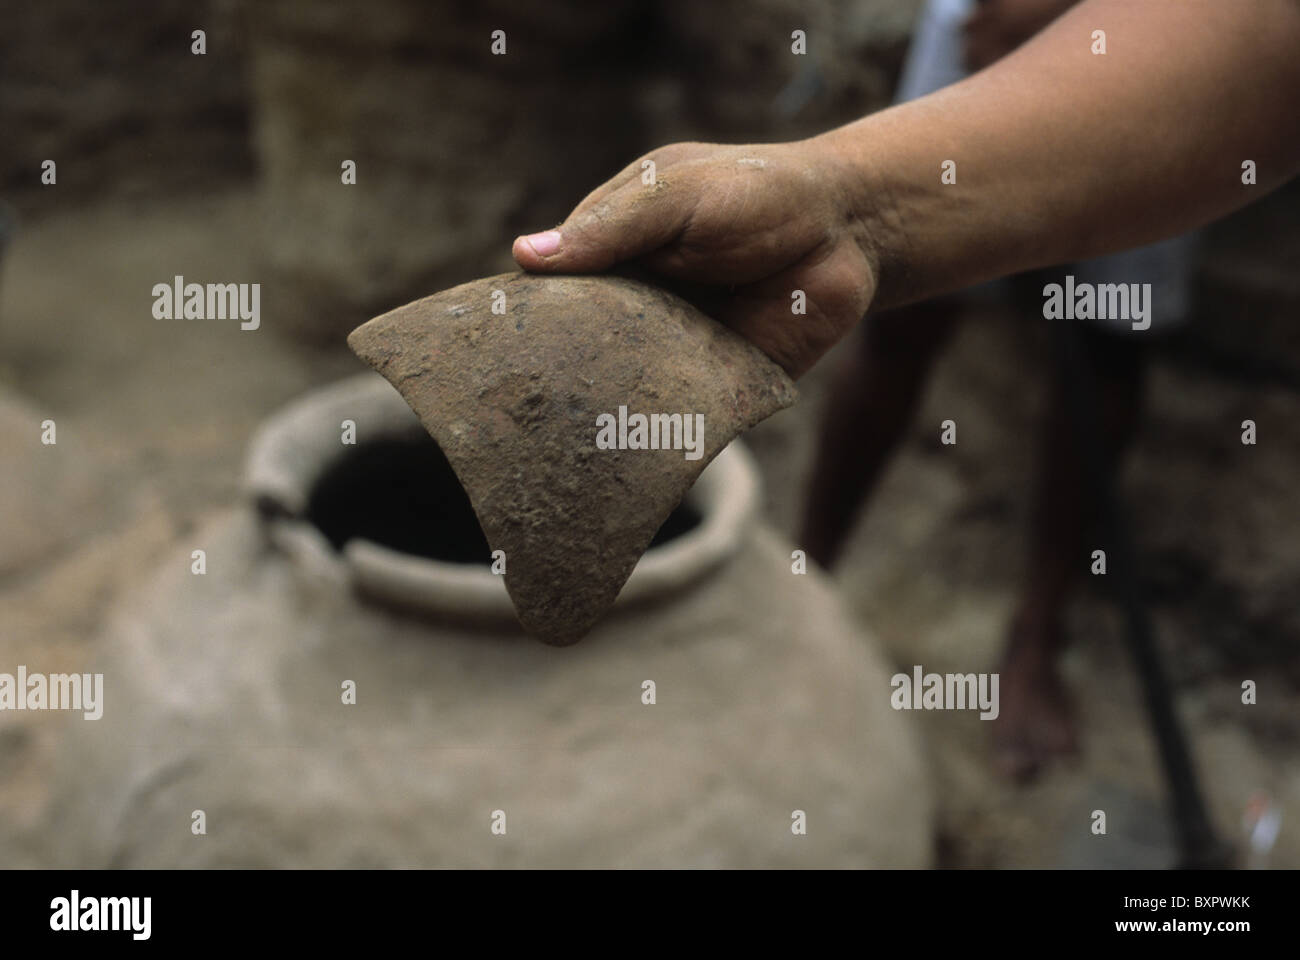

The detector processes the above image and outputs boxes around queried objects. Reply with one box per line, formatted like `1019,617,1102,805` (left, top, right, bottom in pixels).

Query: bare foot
992,620,1079,782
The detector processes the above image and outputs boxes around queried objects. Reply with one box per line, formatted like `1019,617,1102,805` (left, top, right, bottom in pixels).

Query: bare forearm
823,0,1300,309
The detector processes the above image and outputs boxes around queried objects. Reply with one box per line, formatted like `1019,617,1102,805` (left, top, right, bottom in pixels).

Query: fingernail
522,230,562,257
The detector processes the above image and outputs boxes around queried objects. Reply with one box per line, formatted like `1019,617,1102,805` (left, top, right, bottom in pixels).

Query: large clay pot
50,375,931,867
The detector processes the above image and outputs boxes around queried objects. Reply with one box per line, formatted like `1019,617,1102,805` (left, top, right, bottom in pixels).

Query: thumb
512,180,693,274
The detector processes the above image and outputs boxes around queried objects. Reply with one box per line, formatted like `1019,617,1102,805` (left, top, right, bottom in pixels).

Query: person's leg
799,299,962,569
995,326,1148,780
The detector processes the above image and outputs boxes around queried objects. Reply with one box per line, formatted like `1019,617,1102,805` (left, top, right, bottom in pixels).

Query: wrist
808,119,917,312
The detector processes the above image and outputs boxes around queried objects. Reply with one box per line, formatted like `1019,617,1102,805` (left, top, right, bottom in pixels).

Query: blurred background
1,0,1297,868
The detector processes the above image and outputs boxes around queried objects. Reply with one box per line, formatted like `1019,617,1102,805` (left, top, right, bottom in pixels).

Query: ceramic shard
347,272,797,644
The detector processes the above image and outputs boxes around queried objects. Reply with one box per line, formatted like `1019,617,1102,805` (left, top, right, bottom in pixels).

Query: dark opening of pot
305,429,701,565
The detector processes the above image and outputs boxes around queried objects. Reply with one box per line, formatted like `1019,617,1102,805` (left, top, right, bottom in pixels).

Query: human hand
511,140,880,378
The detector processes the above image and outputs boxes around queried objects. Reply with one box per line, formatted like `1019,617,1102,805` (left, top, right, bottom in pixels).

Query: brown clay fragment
348,272,796,644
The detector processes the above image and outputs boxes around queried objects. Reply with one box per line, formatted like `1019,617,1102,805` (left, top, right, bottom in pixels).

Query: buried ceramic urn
50,374,932,868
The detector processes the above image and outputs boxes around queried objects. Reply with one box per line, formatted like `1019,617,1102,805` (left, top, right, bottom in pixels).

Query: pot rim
244,373,760,622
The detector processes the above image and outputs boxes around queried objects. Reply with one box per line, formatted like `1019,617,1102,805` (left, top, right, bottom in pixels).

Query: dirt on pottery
349,273,797,644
